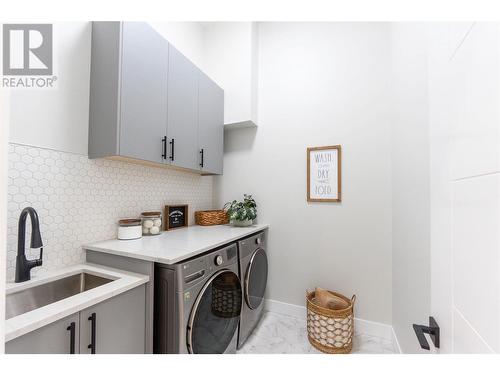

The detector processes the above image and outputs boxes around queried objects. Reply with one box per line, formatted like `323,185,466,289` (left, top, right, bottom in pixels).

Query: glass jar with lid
141,211,162,236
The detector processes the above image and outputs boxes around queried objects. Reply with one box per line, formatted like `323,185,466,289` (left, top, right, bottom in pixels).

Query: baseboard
264,298,307,319
264,298,394,341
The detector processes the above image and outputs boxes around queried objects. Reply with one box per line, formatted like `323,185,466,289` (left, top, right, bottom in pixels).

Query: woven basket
211,277,242,318
195,210,229,226
306,290,356,354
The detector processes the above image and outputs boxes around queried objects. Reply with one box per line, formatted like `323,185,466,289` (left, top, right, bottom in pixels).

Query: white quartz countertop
83,224,269,264
5,263,149,342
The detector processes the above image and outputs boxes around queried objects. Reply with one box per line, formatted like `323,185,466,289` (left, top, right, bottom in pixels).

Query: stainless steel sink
6,272,113,320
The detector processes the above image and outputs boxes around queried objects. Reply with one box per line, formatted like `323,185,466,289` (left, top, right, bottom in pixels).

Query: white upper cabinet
203,22,259,128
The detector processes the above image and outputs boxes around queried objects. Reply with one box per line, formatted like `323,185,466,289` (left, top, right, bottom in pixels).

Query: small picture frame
164,205,189,231
307,145,342,202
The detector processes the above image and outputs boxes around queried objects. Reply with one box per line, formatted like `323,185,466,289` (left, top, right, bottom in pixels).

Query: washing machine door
187,270,242,354
244,248,268,310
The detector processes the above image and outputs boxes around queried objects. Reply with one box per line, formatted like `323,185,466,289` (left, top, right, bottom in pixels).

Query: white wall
390,23,431,353
215,23,393,324
149,22,205,70
429,22,500,353
7,23,91,155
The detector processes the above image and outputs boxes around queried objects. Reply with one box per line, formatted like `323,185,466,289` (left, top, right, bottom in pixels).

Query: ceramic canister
117,218,143,240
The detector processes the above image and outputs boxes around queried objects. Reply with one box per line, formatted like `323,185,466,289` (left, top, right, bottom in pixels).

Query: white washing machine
237,230,268,349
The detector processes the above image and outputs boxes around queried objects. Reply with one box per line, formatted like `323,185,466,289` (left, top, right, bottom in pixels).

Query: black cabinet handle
88,312,96,354
413,316,440,350
162,136,167,159
199,149,204,168
67,322,76,354
169,138,175,161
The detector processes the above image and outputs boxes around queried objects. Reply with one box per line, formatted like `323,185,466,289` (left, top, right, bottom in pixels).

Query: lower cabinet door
6,313,80,354
79,285,146,354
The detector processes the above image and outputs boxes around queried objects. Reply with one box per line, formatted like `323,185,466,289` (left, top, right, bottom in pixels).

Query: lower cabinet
6,313,80,354
5,285,145,354
79,285,146,354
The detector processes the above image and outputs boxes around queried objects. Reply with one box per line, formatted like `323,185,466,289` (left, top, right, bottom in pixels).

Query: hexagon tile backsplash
6,143,214,281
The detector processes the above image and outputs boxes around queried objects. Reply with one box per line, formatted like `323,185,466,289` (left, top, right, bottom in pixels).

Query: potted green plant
224,194,257,227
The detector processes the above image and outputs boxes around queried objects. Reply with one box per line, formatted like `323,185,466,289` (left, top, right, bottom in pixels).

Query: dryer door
187,270,242,354
244,248,268,310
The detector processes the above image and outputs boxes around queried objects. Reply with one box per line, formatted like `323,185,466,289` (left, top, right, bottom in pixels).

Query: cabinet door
5,313,79,354
198,71,224,175
80,286,146,354
119,22,168,164
167,45,199,170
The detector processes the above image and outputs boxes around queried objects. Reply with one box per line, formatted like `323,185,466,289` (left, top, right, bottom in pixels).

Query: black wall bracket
413,316,440,350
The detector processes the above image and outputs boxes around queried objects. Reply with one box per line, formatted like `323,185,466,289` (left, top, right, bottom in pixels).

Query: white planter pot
231,219,253,227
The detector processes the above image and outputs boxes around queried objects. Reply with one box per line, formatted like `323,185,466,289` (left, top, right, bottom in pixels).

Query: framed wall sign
164,204,189,231
307,145,341,202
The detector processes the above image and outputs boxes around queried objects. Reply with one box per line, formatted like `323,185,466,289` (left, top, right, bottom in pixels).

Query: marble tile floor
237,311,397,354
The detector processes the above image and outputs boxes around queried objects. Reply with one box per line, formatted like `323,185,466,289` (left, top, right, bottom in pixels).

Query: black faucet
15,207,44,283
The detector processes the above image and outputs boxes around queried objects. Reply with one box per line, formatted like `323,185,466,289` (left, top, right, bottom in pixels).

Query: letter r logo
3,24,53,75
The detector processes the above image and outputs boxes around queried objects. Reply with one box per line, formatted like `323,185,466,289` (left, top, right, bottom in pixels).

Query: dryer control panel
238,231,267,259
